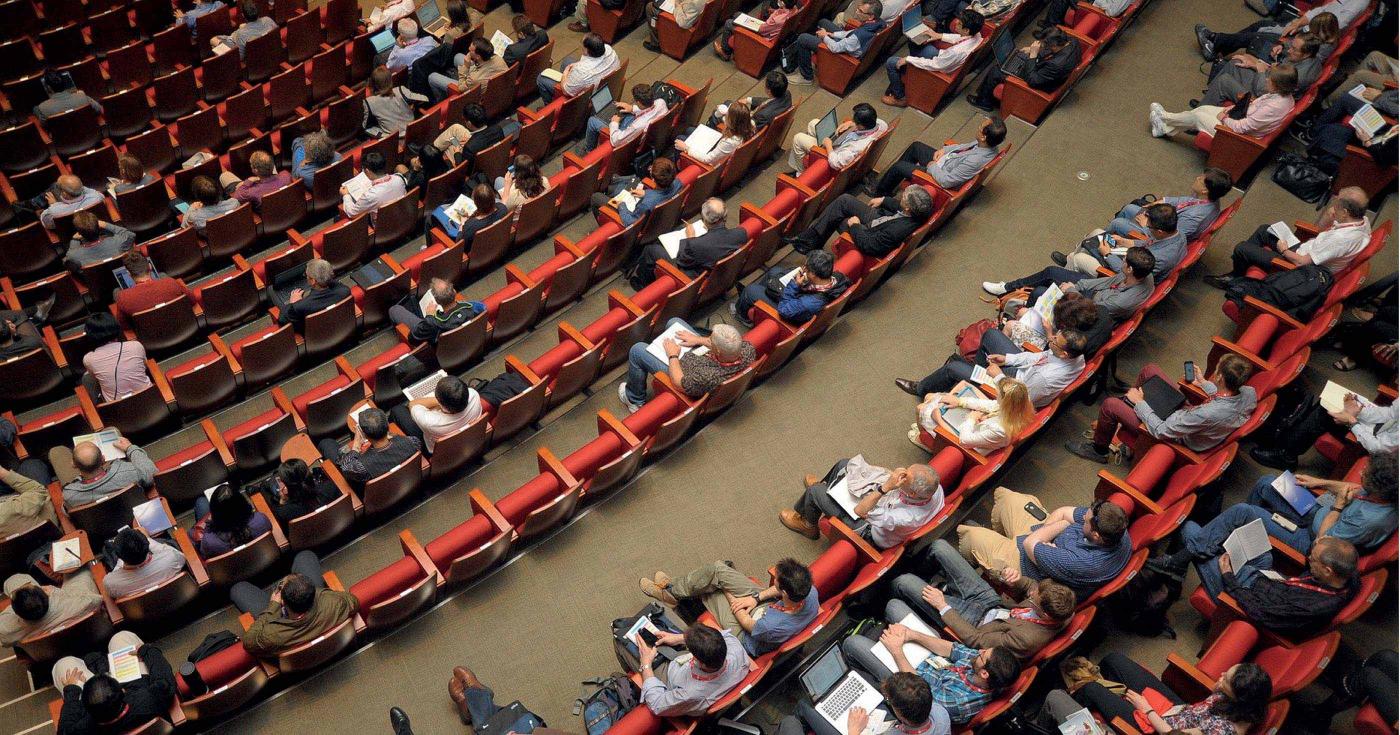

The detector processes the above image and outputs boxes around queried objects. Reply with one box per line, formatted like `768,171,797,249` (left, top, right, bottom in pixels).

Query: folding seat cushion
808,541,862,608
494,474,564,528
620,391,684,439
744,319,783,355
292,375,352,417
348,556,427,610
229,325,285,362
424,515,498,572
175,644,260,697
560,433,625,481
528,342,576,382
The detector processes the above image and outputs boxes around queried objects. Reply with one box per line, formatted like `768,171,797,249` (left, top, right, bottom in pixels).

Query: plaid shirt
914,643,991,725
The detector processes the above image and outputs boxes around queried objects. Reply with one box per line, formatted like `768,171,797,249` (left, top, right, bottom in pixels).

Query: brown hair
470,183,497,215
511,155,545,198
1036,580,1076,621
650,157,676,188
725,100,756,141
72,211,101,239
117,154,145,184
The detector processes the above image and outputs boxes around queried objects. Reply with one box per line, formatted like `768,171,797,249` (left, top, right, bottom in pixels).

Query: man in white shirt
781,459,943,549
386,19,439,72
870,115,1004,194
387,375,483,454
342,151,409,219
537,34,619,103
789,103,888,174
580,84,669,153
897,330,1088,409
882,9,985,107
102,528,187,600
1206,186,1370,287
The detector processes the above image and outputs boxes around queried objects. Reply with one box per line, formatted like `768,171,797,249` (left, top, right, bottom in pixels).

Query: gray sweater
61,446,157,507
1074,273,1153,322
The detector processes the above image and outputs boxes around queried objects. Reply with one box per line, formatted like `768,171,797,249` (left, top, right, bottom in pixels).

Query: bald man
781,459,944,548
35,175,104,230
1206,186,1371,287
48,437,156,507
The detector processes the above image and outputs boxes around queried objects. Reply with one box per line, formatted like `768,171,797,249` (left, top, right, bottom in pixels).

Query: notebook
733,12,763,30
1319,380,1357,413
133,498,174,535
645,321,709,363
867,612,949,673
658,221,707,258
1223,518,1271,566
343,172,374,201
73,429,125,461
444,193,479,226
1270,471,1317,516
50,538,83,573
212,41,234,55
539,67,564,82
683,124,725,153
1349,103,1386,137
937,384,982,433
1140,375,1185,418
778,267,801,286
824,476,864,517
814,110,838,143
1266,220,1301,249
490,30,513,57
969,363,996,387
1060,709,1105,735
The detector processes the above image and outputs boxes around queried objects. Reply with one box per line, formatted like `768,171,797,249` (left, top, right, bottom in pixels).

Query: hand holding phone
1184,360,1196,382
638,628,658,647
1024,502,1047,521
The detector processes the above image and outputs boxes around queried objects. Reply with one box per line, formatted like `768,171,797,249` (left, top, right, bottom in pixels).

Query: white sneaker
981,281,1008,296
1148,103,1168,138
786,72,814,86
617,383,642,413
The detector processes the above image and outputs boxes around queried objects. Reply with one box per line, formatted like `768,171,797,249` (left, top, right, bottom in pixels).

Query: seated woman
454,184,510,246
81,313,152,403
265,459,341,528
180,175,241,232
591,158,683,227
496,155,550,219
914,377,1034,454
1149,64,1297,143
1047,653,1272,735
363,66,429,138
192,485,273,558
110,154,156,195
713,0,799,61
674,101,756,167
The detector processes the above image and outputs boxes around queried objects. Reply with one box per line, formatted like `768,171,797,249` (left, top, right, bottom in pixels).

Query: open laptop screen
591,85,614,116
800,645,847,700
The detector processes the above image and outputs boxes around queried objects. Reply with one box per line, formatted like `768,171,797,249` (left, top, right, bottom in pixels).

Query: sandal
1333,356,1358,371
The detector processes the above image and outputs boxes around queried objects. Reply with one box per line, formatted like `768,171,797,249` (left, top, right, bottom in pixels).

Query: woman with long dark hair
194,484,273,558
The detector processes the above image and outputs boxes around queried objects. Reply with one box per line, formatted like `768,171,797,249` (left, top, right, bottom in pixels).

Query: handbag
1271,151,1332,203
956,319,998,362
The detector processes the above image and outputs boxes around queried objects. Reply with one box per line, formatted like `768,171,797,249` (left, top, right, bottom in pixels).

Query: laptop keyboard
819,677,865,719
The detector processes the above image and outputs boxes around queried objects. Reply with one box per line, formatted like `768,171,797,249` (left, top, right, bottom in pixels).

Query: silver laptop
591,85,615,116
416,1,448,35
801,646,884,732
403,369,448,401
813,110,838,143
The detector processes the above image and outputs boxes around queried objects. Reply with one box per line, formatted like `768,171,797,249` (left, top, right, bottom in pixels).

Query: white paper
778,267,801,286
904,24,932,41
133,499,173,535
349,403,374,429
1349,103,1386,137
202,485,221,502
660,0,674,12
1267,220,1301,249
1060,708,1105,735
611,189,640,211
1018,283,1063,335
540,67,563,82
1319,380,1356,413
869,612,948,673
404,369,448,401
1223,518,1271,567
490,30,513,57
684,124,725,154
969,364,994,386
108,645,143,683
1348,83,1370,101
658,221,707,259
624,615,661,648
73,429,124,461
51,538,83,572
1259,569,1285,581
343,172,374,202
368,6,385,24
734,12,762,30
825,476,863,517
212,41,233,55
645,321,709,363
444,193,478,226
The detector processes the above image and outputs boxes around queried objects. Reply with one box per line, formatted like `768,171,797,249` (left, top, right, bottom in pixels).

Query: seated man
1308,85,1397,177
231,551,359,656
842,620,1019,725
1149,65,1296,143
53,437,156,507
34,71,103,121
581,83,669,153
0,462,58,535
317,408,422,490
882,9,986,108
101,527,187,600
982,246,1155,326
781,2,886,87
1104,167,1231,241
1033,0,1128,34
780,458,943,547
444,666,544,730
0,571,102,645
1251,386,1396,469
597,158,683,230
632,197,747,289
63,212,135,271
52,631,175,734
388,375,483,454
872,115,1004,195
1205,187,1370,288
714,0,798,61
620,321,756,411
26,175,104,231
0,312,43,361
779,672,946,735
732,250,851,327
209,0,278,58
389,277,485,344
785,185,934,257
1202,33,1322,106
893,539,1076,661
956,488,1132,599
1066,353,1255,464
536,34,619,103
385,18,439,72
342,151,409,219
642,559,818,655
179,175,240,232
643,0,712,51
113,252,194,325
709,71,793,130
966,29,1079,111
638,623,750,716
1056,202,1183,282
1194,0,1367,59
898,329,1088,409
218,151,293,207
789,102,888,174
428,36,508,101
273,258,353,333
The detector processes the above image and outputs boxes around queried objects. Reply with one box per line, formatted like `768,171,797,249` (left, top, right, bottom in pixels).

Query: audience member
386,17,439,71
114,252,193,325
779,672,945,735
429,36,507,100
638,624,750,715
0,572,102,645
1251,384,1397,469
967,29,1080,111
80,313,153,403
231,551,359,656
390,278,486,344
641,557,818,655
267,459,342,528
503,15,550,66
1149,64,1297,142
711,71,792,130
1105,168,1231,241
50,434,153,507
497,155,551,215
362,67,429,138
274,259,353,331
732,249,851,327
844,622,1018,725
319,408,422,489
882,9,986,107
25,175,103,231
1205,187,1370,287
785,185,932,257
790,103,888,174
596,157,682,230
780,458,943,546
1201,33,1322,106
871,115,1005,194
63,212,135,270
431,103,508,173
35,71,103,121
675,100,754,165
914,378,1036,455
899,329,1088,409
210,0,278,57
102,528,186,600
1195,0,1367,59
1034,0,1128,34
176,0,227,32
454,185,510,246
581,83,669,153
0,464,58,535
713,0,798,61
644,0,711,51
389,375,483,453
537,34,619,103
110,154,157,195
193,484,273,557
220,151,294,207
631,196,743,288
367,0,416,32
1055,203,1182,281
620,321,756,411
52,631,175,734
438,0,484,45
180,175,240,231
1045,655,1272,734
782,2,886,86
290,132,341,189
445,666,542,730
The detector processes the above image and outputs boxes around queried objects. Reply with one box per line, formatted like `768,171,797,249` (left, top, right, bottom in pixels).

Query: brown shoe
881,93,907,107
712,40,732,60
640,577,677,605
652,571,671,588
567,20,589,31
779,509,820,539
448,667,482,726
803,473,820,489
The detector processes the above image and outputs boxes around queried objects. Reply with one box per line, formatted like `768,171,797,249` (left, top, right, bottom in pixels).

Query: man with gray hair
386,17,439,72
632,198,749,288
389,277,486,344
274,258,352,332
1206,185,1371,288
26,175,104,230
781,459,943,546
619,319,756,411
785,186,932,257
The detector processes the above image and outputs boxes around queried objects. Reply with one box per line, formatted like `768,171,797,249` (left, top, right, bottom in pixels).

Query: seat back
67,484,147,538
274,617,357,673
370,191,421,248
362,452,425,515
491,280,547,344
427,416,490,481
17,608,113,664
556,154,605,220
547,340,604,407
115,572,201,623
95,383,176,440
235,324,299,387
286,492,357,550
698,359,762,418
0,222,60,280
434,311,490,373
543,250,594,312
0,521,60,577
42,104,103,157
465,213,515,276
229,411,299,473
195,268,262,329
204,531,282,586
695,246,748,305
154,442,231,502
203,204,260,259
481,65,523,119
512,188,561,245
490,374,548,440
303,297,359,356
130,295,202,352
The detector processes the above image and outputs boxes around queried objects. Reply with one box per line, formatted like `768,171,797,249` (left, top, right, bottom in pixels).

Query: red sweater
115,278,193,326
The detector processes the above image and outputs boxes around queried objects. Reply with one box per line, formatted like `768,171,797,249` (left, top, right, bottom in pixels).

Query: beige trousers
956,486,1047,573
667,561,766,637
789,119,821,173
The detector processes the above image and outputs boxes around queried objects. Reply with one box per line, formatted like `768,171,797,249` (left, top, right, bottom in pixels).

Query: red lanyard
1009,607,1058,626
690,660,720,680
1280,576,1342,596
955,666,989,693
1174,199,1206,211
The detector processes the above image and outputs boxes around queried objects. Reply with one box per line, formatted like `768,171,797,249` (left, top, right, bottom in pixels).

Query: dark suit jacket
503,30,549,66
849,199,917,258
277,282,352,330
408,300,484,343
1017,39,1080,91
674,226,748,276
751,92,793,129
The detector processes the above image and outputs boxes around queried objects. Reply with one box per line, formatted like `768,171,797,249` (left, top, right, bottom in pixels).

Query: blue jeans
884,46,938,99
734,266,786,323
1244,475,1317,553
463,684,539,733
194,495,211,521
537,73,558,102
1195,551,1273,598
1107,203,1150,238
584,113,634,151
895,539,1004,622
977,326,1022,365
428,53,468,100
840,599,929,683
625,317,690,404
789,32,823,78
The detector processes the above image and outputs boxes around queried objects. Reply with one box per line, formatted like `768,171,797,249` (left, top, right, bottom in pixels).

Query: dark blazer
58,644,175,735
277,281,353,330
408,300,485,343
1018,38,1080,90
849,199,917,258
503,30,549,66
674,226,748,276
751,91,793,129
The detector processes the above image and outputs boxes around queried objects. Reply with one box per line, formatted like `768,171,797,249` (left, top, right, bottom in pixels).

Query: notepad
1059,709,1105,735
108,645,143,684
1348,83,1371,101
658,221,706,259
1349,103,1386,137
868,612,949,673
1017,282,1063,334
343,172,374,202
1267,220,1301,249
1223,518,1271,566
824,476,863,517
969,363,996,386
659,0,674,12
611,189,640,211
444,193,478,226
778,267,801,286
404,370,448,401
132,498,174,535
539,67,563,82
1319,380,1357,413
734,12,762,30
683,124,725,153
73,429,124,461
645,321,708,363
938,384,981,432
1270,471,1317,516
212,41,234,55
51,538,83,573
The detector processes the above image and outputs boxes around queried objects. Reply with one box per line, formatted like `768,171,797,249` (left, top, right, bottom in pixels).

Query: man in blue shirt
642,558,819,656
957,488,1132,599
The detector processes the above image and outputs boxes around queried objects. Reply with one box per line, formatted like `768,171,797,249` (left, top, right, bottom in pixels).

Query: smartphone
1184,360,1196,382
638,628,658,647
1024,502,1047,521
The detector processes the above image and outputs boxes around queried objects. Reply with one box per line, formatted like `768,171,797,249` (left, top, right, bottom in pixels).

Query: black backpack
1107,564,1181,638
1225,264,1334,320
1271,152,1333,203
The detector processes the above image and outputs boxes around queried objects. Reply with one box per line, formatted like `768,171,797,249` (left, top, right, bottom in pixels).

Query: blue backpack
574,675,638,735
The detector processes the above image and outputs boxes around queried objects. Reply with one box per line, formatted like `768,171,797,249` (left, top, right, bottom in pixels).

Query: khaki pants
1323,51,1396,108
434,123,471,151
956,487,1046,573
789,119,821,174
217,171,243,192
48,446,79,487
667,561,765,637
51,630,148,687
1066,251,1104,275
1158,105,1227,138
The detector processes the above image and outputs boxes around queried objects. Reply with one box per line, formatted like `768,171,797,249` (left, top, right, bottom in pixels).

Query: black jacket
1016,39,1080,90
850,199,917,258
277,281,353,330
503,30,549,66
58,644,176,735
674,226,749,276
335,435,422,488
751,92,793,129
458,123,507,166
408,300,485,343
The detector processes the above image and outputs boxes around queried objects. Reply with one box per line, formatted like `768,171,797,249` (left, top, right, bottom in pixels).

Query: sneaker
1194,24,1215,60
639,577,678,605
1188,98,1201,109
729,301,754,328
786,71,814,86
1050,251,1068,266
617,383,642,413
907,424,931,450
1148,103,1169,138
1064,439,1109,464
981,281,1008,296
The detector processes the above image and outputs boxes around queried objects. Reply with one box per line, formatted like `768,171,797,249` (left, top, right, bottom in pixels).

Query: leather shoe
894,378,920,396
802,473,820,489
1188,98,1201,109
30,292,57,326
1064,439,1109,464
1203,274,1232,290
642,39,661,51
881,93,907,108
965,93,994,111
389,707,414,735
448,667,483,725
1050,250,1068,266
783,235,814,253
779,509,820,539
1249,446,1298,471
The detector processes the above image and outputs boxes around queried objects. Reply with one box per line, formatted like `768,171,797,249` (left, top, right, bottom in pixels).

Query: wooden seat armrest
504,355,543,385
832,232,856,258
42,325,68,369
75,386,102,429
776,173,817,197
739,202,780,228
678,152,709,172
558,321,594,350
429,227,456,250
665,78,700,96
1376,384,1397,405
201,417,236,467
207,334,243,375
1178,380,1209,404
1240,295,1305,331
595,204,625,228
170,526,211,586
1208,335,1271,373
269,387,308,431
653,258,691,287
561,152,589,171
248,492,289,549
824,517,883,564
333,355,360,382
597,409,641,446
0,277,20,310
322,570,344,591
554,235,585,258
324,462,362,514
286,229,310,248
536,447,579,487
752,301,801,335
608,289,648,318
1162,652,1215,703
398,529,443,584
1269,536,1307,567
1292,220,1321,241
504,263,535,288
650,371,696,405
1108,716,1143,734
468,488,511,532
381,254,404,273
516,105,542,124
910,169,939,188
1092,470,1162,513
931,422,990,466
147,360,177,404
